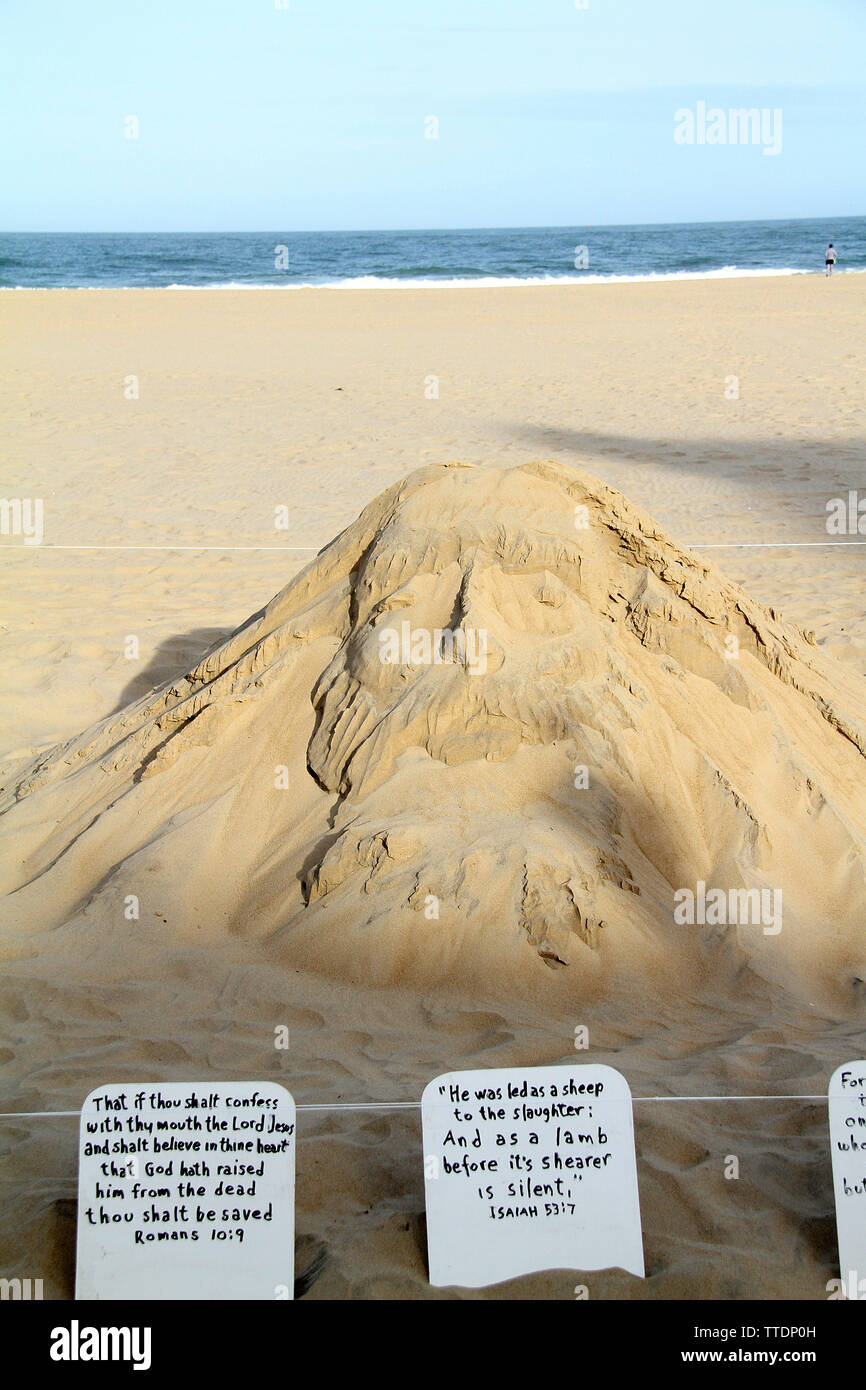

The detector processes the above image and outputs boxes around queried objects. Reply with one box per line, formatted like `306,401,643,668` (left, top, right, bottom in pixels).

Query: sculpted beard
308,644,594,796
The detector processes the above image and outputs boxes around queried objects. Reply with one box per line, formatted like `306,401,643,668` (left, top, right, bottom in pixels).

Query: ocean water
1,217,864,289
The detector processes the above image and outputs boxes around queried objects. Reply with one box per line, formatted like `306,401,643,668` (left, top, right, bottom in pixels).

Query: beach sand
1,277,864,1300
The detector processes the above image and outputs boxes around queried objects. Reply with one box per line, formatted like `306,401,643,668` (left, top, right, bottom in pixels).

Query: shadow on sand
110,627,232,713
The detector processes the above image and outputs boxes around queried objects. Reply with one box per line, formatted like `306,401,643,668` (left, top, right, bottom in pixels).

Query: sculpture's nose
451,555,505,674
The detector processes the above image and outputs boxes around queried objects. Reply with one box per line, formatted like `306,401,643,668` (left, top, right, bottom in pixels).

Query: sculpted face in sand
307,478,607,795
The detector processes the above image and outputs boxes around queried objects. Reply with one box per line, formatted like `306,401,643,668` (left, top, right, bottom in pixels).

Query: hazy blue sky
1,0,863,230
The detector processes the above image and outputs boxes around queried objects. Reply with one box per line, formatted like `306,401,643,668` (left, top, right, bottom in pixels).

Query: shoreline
3,266,864,290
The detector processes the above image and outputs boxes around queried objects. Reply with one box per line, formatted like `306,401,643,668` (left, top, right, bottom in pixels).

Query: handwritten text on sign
76,1082,295,1300
421,1065,644,1288
829,1062,866,1300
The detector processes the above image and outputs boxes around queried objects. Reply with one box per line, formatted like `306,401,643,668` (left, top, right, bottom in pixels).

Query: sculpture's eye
536,583,565,610
372,590,419,618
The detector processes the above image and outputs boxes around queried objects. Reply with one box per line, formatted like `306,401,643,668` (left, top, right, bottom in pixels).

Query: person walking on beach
825,243,837,276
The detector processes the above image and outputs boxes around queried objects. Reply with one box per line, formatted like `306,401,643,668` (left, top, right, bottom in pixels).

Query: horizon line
2,212,864,237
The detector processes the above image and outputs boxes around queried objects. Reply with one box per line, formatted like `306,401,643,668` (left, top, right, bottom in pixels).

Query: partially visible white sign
829,1062,866,1299
422,1064,644,1288
76,1082,295,1299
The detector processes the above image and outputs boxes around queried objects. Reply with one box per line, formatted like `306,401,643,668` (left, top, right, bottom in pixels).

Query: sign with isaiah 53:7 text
422,1064,644,1288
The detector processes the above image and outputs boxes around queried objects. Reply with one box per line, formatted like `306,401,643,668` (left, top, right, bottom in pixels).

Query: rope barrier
0,1093,831,1120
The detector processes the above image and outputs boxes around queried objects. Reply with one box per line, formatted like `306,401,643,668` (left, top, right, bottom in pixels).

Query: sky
1,0,863,231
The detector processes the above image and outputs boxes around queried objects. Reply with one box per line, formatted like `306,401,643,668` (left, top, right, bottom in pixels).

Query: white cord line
689,541,866,549
0,1094,830,1120
5,541,866,552
22,545,322,552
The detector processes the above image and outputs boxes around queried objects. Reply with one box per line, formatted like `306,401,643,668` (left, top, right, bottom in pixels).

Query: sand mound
1,461,864,1009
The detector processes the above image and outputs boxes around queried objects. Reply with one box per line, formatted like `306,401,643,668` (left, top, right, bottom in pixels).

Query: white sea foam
5,267,864,290
311,266,818,288
164,266,817,289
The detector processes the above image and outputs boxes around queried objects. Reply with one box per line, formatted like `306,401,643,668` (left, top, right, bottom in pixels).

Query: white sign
76,1082,296,1300
421,1064,644,1288
829,1062,866,1299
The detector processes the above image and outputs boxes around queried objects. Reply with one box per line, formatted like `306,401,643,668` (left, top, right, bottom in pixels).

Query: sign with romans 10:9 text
76,1081,295,1299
